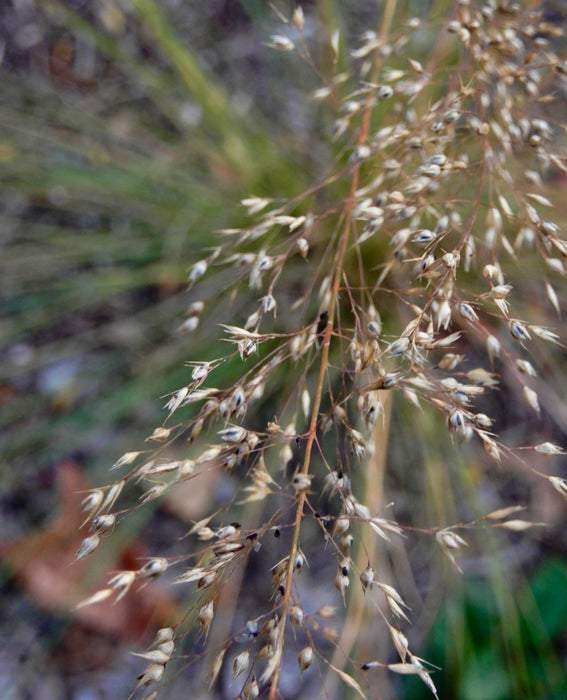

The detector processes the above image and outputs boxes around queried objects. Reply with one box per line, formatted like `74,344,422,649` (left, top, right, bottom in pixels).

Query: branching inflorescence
75,2,567,698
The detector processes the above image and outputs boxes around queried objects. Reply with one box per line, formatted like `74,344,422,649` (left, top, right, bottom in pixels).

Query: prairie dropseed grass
11,1,567,698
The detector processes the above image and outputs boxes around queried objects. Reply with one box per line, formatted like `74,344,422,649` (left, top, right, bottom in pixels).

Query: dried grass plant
73,1,567,698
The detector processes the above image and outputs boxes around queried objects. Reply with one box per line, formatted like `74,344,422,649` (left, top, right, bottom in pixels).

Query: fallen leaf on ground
0,458,179,646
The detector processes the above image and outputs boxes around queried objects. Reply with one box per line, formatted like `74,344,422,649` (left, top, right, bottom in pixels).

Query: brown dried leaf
0,459,178,645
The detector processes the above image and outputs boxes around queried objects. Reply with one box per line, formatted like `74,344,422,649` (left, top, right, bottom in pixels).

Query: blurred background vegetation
1,1,567,698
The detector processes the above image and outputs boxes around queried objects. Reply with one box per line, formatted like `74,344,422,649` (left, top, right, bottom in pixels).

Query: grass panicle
33,1,567,697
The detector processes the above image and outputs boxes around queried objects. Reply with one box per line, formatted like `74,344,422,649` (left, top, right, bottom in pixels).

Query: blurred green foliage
404,560,567,699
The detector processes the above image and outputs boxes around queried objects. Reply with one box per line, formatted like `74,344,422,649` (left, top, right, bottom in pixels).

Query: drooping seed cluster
75,3,567,698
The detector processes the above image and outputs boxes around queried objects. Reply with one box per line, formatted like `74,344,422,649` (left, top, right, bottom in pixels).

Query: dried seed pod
243,676,260,700
523,386,540,415
550,476,567,499
74,588,114,610
290,605,304,629
298,645,314,674
131,647,172,665
191,363,209,384
110,451,140,471
473,413,492,429
139,558,168,580
179,315,200,333
262,294,277,315
367,320,382,338
197,601,214,640
350,430,367,459
232,650,250,682
479,431,502,462
323,469,350,496
333,516,350,537
208,647,227,691
108,571,136,601
509,319,531,341
335,567,350,604
147,426,172,443
486,335,501,363
369,516,403,540
215,522,241,540
377,582,410,622
90,513,115,535
339,532,354,554
75,534,100,561
268,34,295,51
350,145,371,163
531,326,560,344
139,482,169,504
100,480,125,513
447,409,467,440
360,563,375,592
459,302,478,323
151,628,174,647
196,526,215,541
135,663,164,691
81,490,104,522
292,473,312,492
534,442,565,455
188,259,207,285
517,359,536,376
436,529,468,572
198,570,219,589
292,6,304,30
295,550,307,572
389,625,409,662
377,84,395,101
218,426,247,443
279,443,293,471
